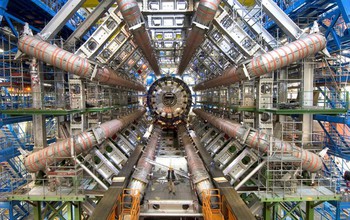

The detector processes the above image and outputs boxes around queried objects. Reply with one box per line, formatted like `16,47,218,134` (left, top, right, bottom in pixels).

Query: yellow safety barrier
202,189,225,220
118,189,141,220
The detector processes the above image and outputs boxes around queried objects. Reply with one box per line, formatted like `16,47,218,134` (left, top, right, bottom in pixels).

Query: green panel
306,201,315,220
0,105,129,115
8,195,86,202
0,109,84,116
261,108,347,115
33,201,42,220
230,105,256,112
260,195,341,202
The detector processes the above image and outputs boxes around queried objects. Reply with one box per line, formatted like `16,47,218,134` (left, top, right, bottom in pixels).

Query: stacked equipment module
193,109,323,172
194,33,326,90
24,109,146,172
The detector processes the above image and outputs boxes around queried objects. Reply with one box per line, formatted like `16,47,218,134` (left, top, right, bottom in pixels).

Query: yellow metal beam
83,0,116,7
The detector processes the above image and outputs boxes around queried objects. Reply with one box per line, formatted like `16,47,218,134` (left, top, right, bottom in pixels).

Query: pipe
24,108,146,172
234,160,266,190
193,109,323,172
178,124,214,199
177,0,221,75
74,157,109,190
194,33,326,91
127,127,161,196
116,0,161,76
18,35,145,91
177,29,206,75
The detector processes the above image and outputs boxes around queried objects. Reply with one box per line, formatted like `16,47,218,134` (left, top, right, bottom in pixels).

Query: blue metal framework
0,0,87,218
318,0,350,52
267,1,350,219
0,0,86,39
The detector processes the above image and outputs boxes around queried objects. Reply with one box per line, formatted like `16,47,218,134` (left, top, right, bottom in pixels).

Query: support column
256,72,274,134
33,201,42,220
276,68,287,139
69,79,88,135
73,202,82,220
8,201,13,220
302,59,314,142
263,202,273,220
54,66,66,139
0,0,9,23
306,201,315,220
30,59,47,151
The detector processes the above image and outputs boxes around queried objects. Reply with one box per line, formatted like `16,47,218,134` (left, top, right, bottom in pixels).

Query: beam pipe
193,109,323,172
24,109,146,172
18,35,145,91
194,33,326,91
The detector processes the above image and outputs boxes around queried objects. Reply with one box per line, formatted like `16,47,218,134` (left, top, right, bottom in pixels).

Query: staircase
323,156,348,192
0,201,30,220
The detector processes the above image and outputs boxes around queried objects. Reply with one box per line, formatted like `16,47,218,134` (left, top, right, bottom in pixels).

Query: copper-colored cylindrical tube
128,127,161,196
116,0,161,75
193,109,323,172
177,0,221,75
24,109,146,172
194,33,326,91
18,35,145,91
178,124,214,198
195,0,221,26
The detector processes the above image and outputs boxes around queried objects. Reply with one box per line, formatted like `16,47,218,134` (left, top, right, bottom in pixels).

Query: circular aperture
147,76,192,124
162,92,177,107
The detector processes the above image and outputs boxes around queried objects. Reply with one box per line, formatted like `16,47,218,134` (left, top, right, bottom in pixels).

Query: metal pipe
18,35,145,91
177,0,221,75
116,0,161,76
74,157,109,190
194,33,326,91
127,127,161,196
177,29,206,75
234,160,266,190
178,124,214,199
193,109,323,172
24,109,146,172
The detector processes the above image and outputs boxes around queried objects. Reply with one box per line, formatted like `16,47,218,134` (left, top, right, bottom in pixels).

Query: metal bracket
242,63,250,80
239,127,252,145
91,127,106,144
91,64,99,81
129,22,144,31
193,21,209,30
